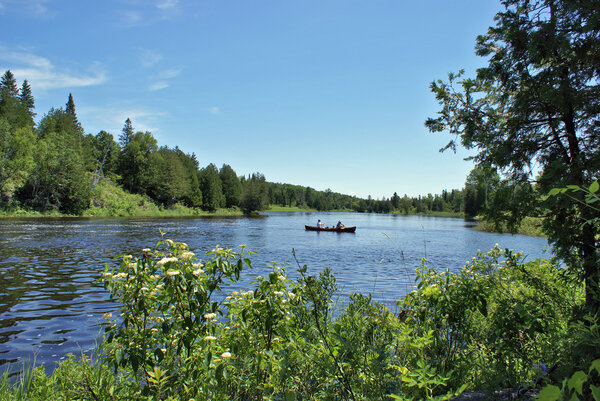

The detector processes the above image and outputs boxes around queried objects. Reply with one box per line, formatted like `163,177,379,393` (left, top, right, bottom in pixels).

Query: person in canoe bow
317,219,325,228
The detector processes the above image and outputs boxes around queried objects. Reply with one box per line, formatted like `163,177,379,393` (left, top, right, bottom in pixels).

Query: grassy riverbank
267,205,319,212
0,179,245,219
473,216,545,237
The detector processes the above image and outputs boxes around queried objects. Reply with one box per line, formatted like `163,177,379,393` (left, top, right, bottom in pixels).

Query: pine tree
19,80,35,117
0,70,19,98
65,93,81,128
0,71,33,128
119,118,134,148
65,93,77,115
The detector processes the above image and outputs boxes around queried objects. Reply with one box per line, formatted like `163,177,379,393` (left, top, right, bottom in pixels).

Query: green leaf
285,390,296,401
537,385,561,401
204,351,212,368
589,181,599,193
547,188,561,196
115,349,124,366
154,347,164,363
591,385,600,401
567,371,587,395
215,363,224,386
590,359,600,374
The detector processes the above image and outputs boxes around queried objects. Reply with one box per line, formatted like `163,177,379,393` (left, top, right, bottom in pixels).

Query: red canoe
305,225,356,233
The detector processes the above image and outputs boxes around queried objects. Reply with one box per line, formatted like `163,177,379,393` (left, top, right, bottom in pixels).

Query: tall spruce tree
426,0,600,313
0,70,18,98
65,93,76,115
65,93,81,126
119,118,134,149
19,80,35,117
0,71,34,128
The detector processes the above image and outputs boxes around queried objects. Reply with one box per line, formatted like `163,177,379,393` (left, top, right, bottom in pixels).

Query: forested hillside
0,70,272,215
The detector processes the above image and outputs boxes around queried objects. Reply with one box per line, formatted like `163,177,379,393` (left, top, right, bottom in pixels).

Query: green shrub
399,245,584,391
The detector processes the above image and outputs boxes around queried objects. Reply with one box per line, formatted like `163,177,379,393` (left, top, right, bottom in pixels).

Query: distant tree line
267,178,488,217
267,165,542,220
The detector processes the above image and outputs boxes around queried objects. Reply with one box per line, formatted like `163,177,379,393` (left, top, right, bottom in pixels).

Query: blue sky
0,0,500,198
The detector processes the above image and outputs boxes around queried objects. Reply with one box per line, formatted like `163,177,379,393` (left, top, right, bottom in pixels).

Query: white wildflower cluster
102,272,112,278
193,268,205,276
180,251,195,260
204,313,217,320
165,239,174,245
221,351,231,358
204,335,217,341
273,291,284,297
142,248,151,253
114,272,128,279
166,270,180,277
156,257,178,267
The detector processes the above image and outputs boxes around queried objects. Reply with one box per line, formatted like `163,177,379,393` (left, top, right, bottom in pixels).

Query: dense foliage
426,0,600,312
0,77,272,215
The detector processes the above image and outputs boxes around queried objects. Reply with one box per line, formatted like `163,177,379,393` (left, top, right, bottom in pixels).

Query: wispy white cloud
1,0,54,18
208,106,222,115
79,105,166,135
119,10,143,27
156,0,178,10
117,0,181,28
138,48,163,68
149,81,169,91
146,67,182,91
158,67,182,79
29,0,51,16
0,47,106,90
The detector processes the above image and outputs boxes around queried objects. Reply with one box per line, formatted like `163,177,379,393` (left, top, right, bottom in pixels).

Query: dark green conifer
0,70,19,98
65,93,81,128
119,118,134,148
19,80,35,117
65,93,76,115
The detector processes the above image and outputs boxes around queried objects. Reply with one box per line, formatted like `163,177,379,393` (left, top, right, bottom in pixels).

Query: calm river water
0,212,551,371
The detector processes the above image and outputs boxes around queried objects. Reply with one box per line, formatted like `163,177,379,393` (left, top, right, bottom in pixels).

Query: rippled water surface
0,212,551,370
